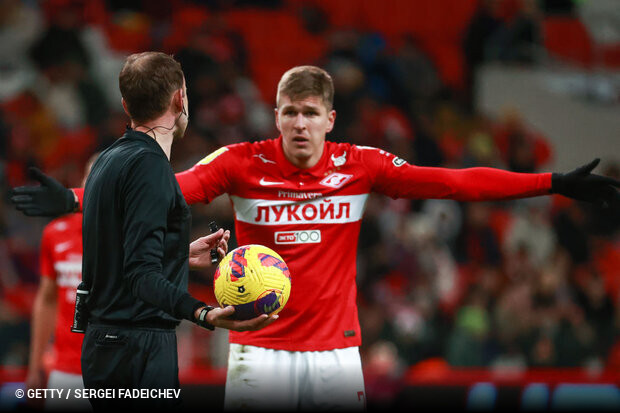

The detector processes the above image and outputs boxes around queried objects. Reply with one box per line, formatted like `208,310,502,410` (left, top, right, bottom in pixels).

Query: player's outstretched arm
10,167,77,217
200,306,278,332
189,229,231,270
551,158,620,209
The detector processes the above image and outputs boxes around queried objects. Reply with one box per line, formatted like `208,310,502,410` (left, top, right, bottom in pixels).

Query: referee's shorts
81,323,181,411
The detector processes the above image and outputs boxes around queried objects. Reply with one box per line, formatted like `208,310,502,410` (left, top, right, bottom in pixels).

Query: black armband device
196,306,215,330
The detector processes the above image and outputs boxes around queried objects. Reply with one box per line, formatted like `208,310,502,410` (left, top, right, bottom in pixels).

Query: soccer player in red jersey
25,158,95,411
12,66,619,411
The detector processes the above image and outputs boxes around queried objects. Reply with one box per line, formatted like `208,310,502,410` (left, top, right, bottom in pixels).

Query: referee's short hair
119,52,184,124
277,65,334,111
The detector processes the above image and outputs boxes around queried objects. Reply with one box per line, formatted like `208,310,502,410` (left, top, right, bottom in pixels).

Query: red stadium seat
104,14,152,53
421,40,466,90
307,0,364,29
543,17,593,67
162,5,211,53
601,43,620,68
354,0,476,89
223,9,327,103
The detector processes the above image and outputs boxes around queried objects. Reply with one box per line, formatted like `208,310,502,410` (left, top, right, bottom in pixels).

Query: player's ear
274,107,281,132
326,109,336,133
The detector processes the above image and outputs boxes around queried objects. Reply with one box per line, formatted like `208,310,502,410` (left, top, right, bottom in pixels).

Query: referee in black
79,52,276,411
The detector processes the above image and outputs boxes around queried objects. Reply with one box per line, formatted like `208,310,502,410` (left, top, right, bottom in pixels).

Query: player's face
276,95,335,168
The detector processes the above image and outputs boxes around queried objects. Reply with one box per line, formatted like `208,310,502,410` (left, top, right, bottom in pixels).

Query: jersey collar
123,127,167,156
275,135,330,178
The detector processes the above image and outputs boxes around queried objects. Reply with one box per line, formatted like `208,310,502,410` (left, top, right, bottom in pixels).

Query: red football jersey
176,136,551,351
39,213,84,374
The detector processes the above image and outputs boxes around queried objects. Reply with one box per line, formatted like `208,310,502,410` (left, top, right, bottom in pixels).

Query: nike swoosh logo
260,178,284,186
254,154,276,164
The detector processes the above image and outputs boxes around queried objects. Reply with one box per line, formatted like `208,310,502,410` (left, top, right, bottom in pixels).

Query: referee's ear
174,88,184,114
121,98,131,118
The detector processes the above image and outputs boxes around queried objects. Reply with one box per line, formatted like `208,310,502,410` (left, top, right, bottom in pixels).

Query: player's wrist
550,172,565,194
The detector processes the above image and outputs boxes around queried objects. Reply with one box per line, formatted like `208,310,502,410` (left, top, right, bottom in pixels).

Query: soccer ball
213,244,291,320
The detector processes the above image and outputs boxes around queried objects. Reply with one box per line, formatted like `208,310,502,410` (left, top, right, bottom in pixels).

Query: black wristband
196,306,215,330
550,173,564,194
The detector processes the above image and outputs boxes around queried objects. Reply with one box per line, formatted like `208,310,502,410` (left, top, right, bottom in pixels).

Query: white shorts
46,370,91,411
224,344,366,411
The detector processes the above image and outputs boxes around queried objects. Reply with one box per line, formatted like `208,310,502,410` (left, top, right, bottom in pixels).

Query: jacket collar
123,126,166,155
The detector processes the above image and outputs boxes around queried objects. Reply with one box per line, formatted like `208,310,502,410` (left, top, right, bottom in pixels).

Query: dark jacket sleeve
120,152,202,321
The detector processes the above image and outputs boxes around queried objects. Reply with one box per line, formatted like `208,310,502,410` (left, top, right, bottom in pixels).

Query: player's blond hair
276,66,334,110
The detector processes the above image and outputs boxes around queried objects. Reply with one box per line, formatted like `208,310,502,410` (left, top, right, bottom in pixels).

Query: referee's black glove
551,159,620,209
10,167,77,217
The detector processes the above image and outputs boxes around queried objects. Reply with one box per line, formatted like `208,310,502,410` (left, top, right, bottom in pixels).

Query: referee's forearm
128,269,203,321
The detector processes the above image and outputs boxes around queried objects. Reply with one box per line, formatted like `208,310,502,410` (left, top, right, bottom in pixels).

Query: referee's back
82,128,200,327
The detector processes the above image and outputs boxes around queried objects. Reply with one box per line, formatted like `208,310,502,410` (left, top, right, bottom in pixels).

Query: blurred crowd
0,0,618,395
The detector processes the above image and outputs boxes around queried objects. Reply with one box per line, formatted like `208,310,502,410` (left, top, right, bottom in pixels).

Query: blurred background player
25,154,97,412
11,65,619,411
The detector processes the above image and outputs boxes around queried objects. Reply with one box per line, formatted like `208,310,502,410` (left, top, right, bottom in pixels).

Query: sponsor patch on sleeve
392,157,406,167
197,147,229,165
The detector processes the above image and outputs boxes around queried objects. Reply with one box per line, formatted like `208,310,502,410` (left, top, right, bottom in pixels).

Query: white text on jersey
231,194,369,225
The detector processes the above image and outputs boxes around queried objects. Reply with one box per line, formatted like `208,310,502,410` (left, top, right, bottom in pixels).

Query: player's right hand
207,306,278,332
10,167,77,217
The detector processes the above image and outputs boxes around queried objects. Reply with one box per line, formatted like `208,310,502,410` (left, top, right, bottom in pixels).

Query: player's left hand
189,228,230,269
551,158,620,209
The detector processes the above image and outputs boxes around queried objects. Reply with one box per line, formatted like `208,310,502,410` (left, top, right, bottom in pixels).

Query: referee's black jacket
82,128,204,327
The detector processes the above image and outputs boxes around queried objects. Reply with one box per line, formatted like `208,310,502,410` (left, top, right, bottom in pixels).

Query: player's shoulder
326,140,386,162
351,143,408,164
194,138,277,167
326,141,410,174
326,140,379,154
236,137,280,156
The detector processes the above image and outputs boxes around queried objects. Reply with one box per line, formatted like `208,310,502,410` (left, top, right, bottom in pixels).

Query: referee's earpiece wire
133,95,185,142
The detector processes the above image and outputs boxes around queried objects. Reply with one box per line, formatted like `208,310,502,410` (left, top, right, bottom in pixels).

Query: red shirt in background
39,213,84,375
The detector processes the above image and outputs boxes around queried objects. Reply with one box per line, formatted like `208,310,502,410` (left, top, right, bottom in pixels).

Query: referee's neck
132,120,175,160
